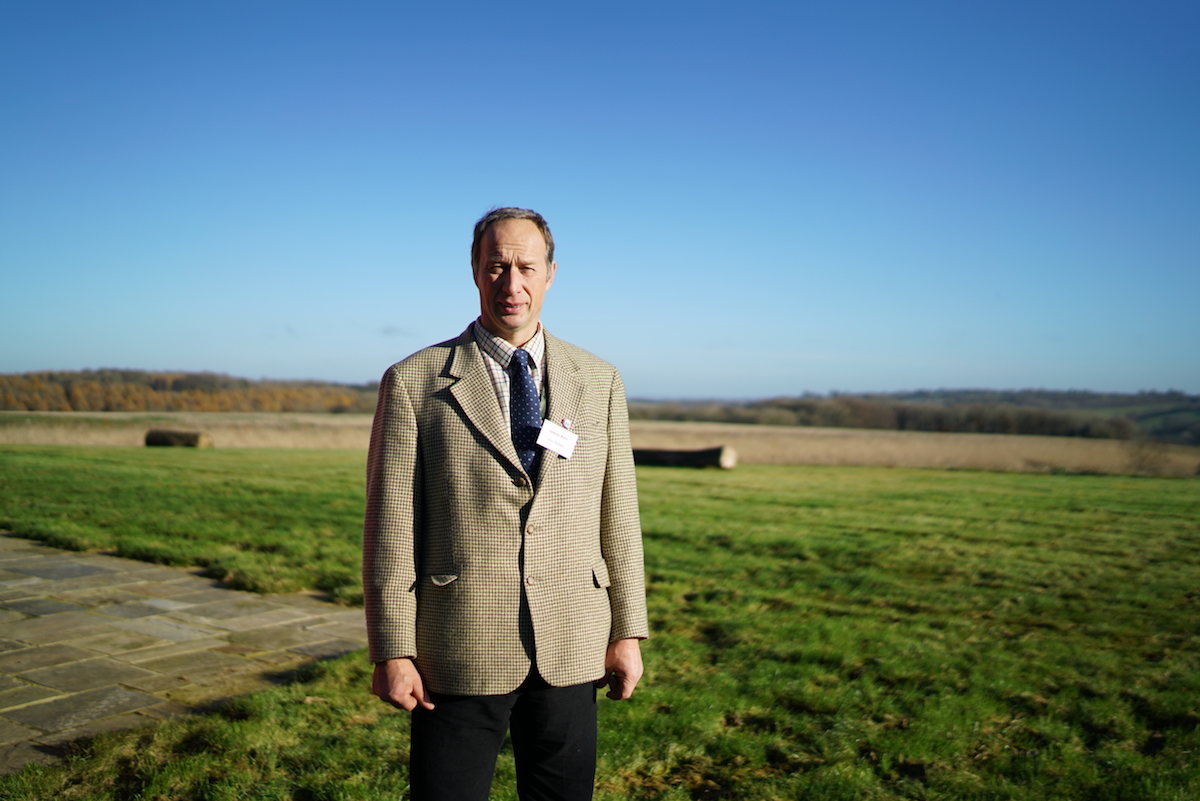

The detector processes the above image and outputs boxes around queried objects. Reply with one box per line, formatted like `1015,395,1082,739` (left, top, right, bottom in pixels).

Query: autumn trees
0,371,376,414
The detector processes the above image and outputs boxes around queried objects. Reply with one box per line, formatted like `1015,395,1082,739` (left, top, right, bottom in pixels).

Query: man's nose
496,268,522,294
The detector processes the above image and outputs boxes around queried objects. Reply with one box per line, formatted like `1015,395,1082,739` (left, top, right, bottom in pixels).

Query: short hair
471,207,555,269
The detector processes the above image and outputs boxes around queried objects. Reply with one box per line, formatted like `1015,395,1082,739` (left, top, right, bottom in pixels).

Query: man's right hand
372,657,435,711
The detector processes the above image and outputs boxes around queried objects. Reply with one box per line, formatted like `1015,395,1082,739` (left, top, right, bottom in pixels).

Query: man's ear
546,261,556,288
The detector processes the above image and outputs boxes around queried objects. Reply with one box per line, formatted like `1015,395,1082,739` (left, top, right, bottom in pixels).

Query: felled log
145,429,214,448
633,445,736,469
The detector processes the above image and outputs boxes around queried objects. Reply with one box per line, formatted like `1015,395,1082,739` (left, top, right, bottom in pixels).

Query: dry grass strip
630,420,1199,476
2,412,1197,476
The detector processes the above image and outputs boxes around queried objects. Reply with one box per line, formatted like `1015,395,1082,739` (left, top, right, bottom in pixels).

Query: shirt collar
472,319,545,369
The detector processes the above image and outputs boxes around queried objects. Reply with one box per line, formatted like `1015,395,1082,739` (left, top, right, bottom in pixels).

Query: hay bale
633,445,736,469
145,429,214,448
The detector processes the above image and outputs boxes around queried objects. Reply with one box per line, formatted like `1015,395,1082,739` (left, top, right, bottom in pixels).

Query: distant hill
629,389,1200,446
0,369,377,414
4,371,1197,446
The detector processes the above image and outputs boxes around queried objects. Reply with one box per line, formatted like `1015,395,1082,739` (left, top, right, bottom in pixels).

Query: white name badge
537,419,578,459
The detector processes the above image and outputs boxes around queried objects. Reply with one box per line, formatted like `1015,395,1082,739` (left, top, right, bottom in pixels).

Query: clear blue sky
2,1,1197,398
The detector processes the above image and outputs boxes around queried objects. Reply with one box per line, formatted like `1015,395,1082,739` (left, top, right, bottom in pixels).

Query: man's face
473,218,556,346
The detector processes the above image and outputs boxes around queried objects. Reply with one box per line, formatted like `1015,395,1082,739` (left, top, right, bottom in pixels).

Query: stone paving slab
38,713,156,747
307,620,372,641
0,607,35,623
226,624,333,651
0,742,60,773
1,599,87,616
0,645,94,674
3,687,161,732
54,587,145,605
0,586,43,601
93,601,164,619
110,638,228,664
136,649,257,682
123,673,189,694
0,532,368,774
0,685,59,710
170,606,313,632
2,561,113,581
18,658,158,693
247,649,312,666
0,720,41,747
65,630,165,655
292,639,364,659
108,617,222,642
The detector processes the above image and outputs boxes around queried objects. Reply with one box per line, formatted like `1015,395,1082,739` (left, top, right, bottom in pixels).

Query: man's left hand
596,638,643,700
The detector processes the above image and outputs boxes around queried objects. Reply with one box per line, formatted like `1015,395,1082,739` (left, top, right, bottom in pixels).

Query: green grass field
0,446,1197,800
0,447,367,604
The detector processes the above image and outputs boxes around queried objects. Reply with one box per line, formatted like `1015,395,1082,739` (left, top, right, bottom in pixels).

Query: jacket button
525,576,536,587
513,476,528,487
526,525,536,536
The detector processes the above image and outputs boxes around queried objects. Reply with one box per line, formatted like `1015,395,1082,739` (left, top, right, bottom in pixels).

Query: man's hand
372,657,435,711
595,638,643,700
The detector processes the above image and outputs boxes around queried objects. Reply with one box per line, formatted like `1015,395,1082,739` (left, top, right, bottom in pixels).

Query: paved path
0,532,368,774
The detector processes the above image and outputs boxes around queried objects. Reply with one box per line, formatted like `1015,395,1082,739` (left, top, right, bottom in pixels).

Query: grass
0,656,406,801
0,446,1198,799
629,465,1199,800
0,447,366,604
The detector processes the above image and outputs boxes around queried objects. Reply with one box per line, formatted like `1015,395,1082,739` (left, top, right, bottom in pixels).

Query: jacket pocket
591,562,611,589
429,574,458,587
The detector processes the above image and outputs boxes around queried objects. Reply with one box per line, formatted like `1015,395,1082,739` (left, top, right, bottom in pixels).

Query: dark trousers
409,669,598,801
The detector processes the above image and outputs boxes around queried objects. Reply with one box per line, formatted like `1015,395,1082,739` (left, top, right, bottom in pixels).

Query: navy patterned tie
509,348,542,475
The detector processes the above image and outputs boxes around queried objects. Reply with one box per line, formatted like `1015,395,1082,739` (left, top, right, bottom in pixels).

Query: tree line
0,370,377,414
629,390,1200,445
878,388,1196,410
4,371,1196,445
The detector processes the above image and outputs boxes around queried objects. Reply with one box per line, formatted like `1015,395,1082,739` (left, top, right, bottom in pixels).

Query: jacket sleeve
600,369,650,642
362,366,421,663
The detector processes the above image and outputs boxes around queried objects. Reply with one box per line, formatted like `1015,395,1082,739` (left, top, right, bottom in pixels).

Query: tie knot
511,349,530,371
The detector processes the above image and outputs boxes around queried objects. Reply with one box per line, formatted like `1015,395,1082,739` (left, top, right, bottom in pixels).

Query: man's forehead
481,220,548,260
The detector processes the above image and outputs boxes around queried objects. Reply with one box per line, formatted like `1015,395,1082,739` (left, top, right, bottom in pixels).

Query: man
363,207,648,801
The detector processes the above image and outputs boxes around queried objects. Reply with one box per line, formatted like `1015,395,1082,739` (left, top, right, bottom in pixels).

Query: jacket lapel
539,330,586,484
447,327,523,472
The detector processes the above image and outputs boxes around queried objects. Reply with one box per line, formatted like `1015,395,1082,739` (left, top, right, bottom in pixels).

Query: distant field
632,420,1199,476
3,411,1198,476
0,450,1196,799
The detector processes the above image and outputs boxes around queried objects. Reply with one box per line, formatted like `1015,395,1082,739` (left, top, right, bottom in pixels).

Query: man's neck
477,319,541,348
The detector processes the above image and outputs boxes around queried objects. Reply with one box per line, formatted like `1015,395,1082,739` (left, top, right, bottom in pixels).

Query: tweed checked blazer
363,324,648,696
